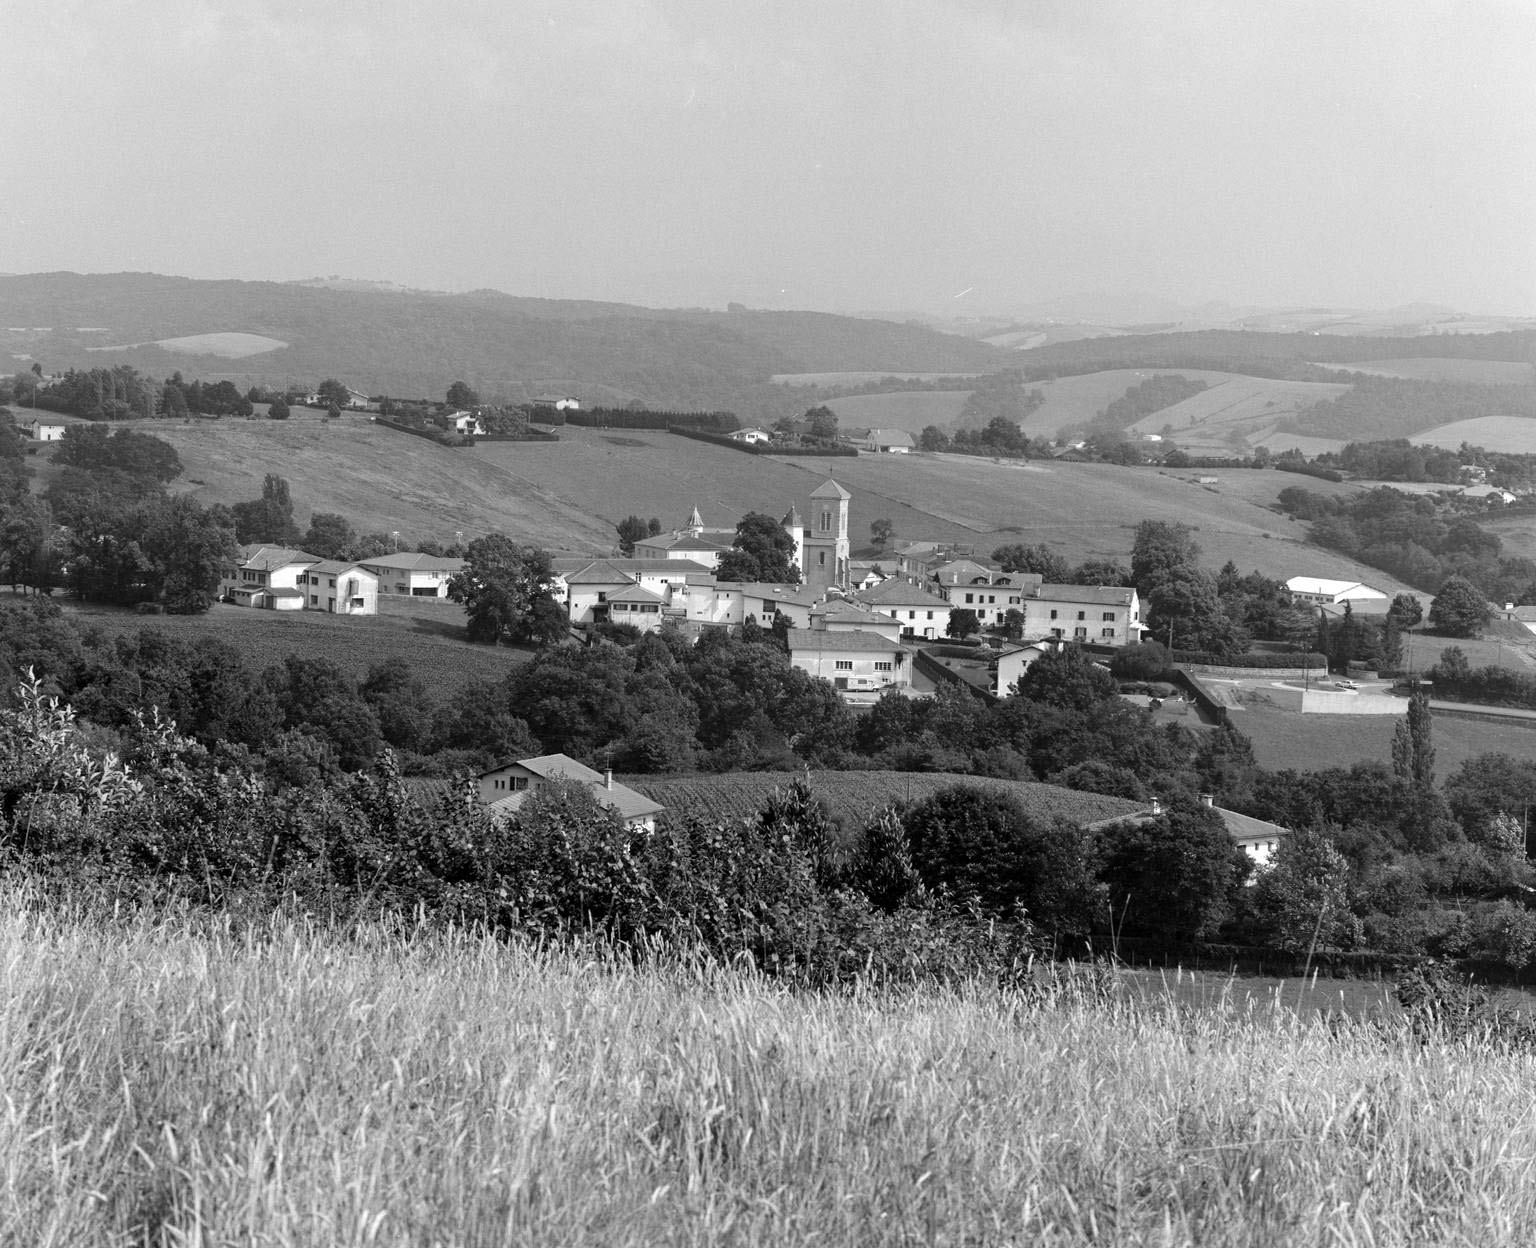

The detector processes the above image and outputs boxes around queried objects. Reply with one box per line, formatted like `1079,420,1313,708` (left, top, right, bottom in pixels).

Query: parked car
1334,679,1359,690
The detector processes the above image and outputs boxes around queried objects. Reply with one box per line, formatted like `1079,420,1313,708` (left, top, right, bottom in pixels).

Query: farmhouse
1021,585,1142,646
786,628,912,700
993,640,1060,697
531,395,582,412
1084,795,1287,871
858,428,914,454
360,552,465,597
27,420,64,441
1285,577,1389,608
478,754,663,833
220,545,321,609
297,559,378,615
728,427,772,445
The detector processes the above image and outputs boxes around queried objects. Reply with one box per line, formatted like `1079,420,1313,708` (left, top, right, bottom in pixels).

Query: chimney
1200,792,1214,808
605,768,613,790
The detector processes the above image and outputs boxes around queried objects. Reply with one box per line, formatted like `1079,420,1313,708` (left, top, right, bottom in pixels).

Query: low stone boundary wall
1183,661,1326,680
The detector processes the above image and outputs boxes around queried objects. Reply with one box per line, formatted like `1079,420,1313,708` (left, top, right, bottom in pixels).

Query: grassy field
1234,703,1533,777
55,596,531,689
627,770,1143,836
126,417,1411,588
1017,368,1251,438
1344,357,1534,385
14,895,1536,1245
823,389,971,432
1128,377,1351,457
1411,416,1536,454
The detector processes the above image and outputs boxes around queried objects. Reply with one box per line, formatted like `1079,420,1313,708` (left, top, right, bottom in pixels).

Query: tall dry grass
3,888,1536,1246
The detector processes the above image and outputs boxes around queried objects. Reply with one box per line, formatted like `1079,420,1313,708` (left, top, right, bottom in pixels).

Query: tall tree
448,534,562,645
1391,687,1436,789
302,513,357,560
716,512,800,584
992,542,1071,580
1428,576,1491,638
446,380,479,408
615,515,650,556
141,494,239,614
232,475,300,545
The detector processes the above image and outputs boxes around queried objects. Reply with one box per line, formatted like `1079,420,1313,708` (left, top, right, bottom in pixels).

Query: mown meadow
6,891,1536,1247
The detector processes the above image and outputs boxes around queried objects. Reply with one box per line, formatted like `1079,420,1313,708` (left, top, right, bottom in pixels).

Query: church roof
810,477,850,501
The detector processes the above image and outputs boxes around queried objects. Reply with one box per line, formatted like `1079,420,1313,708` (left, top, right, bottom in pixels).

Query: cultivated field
1343,357,1534,385
627,770,1142,836
13,895,1536,1246
823,389,971,432
1128,376,1352,457
56,597,530,689
1411,416,1536,454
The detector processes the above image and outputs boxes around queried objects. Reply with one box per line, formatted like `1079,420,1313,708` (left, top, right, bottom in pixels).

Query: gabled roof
810,601,900,627
724,582,823,608
361,552,466,572
854,578,952,609
481,753,664,823
865,428,915,447
633,533,733,555
787,628,910,654
306,558,371,576
1030,584,1136,606
237,545,321,572
609,583,667,604
565,559,638,586
1285,576,1381,597
810,477,851,500
930,559,999,585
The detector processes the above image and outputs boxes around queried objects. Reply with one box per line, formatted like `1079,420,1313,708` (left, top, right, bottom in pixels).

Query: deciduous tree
449,534,562,645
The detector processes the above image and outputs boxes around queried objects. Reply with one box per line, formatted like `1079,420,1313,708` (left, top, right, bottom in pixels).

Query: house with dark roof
296,559,379,615
1084,793,1286,872
358,552,466,597
220,545,322,610
851,578,953,639
478,753,664,832
786,628,912,701
1022,584,1142,646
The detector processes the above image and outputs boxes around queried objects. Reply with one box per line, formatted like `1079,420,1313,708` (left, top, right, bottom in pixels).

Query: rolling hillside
1017,369,1243,438
132,415,1416,590
1341,358,1535,384
823,390,972,432
1410,417,1536,454
0,272,1001,421
1126,377,1353,456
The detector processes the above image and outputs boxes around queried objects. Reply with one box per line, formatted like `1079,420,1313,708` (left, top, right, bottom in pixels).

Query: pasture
823,389,971,432
1411,416,1536,454
12,895,1536,1246
1234,702,1532,778
138,417,1411,588
1343,357,1534,385
1129,376,1351,457
1017,368,1246,438
56,597,530,689
627,770,1142,838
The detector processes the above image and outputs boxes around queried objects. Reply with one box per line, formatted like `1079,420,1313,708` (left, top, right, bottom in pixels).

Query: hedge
1173,650,1327,669
374,417,471,447
668,427,858,457
565,408,738,433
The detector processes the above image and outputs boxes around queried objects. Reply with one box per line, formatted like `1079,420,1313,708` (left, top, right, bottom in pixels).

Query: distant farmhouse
531,395,582,412
359,552,465,598
27,419,65,442
478,753,663,832
1286,577,1389,610
220,545,378,614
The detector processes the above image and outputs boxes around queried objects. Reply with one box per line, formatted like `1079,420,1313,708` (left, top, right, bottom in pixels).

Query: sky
3,0,1534,316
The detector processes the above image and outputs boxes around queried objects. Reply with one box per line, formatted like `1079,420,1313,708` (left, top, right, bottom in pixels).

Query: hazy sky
4,0,1534,315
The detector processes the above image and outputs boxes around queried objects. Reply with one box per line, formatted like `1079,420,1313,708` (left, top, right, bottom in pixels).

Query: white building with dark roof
360,552,466,597
786,628,912,699
297,559,378,615
479,753,663,832
220,545,321,609
1022,584,1142,646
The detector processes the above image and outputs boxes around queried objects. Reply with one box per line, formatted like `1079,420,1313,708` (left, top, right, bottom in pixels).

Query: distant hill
0,272,1002,421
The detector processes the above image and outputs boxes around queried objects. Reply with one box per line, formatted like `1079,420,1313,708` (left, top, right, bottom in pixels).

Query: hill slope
0,272,1002,420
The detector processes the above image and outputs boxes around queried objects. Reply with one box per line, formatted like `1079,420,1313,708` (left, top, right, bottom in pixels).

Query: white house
447,410,485,435
787,628,912,699
728,427,773,445
220,545,321,610
632,506,736,569
297,559,378,615
478,753,664,832
809,599,904,642
859,428,914,454
1021,585,1142,646
994,640,1060,697
851,578,953,640
27,420,65,442
532,395,582,412
1285,577,1389,608
360,552,465,597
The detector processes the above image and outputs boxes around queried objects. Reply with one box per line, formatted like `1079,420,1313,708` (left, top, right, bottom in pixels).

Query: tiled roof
634,534,733,555
481,753,664,823
725,582,823,607
810,477,851,500
1031,584,1136,606
238,544,321,572
609,583,667,604
565,560,637,586
307,559,370,576
787,628,910,654
854,579,951,608
362,552,466,572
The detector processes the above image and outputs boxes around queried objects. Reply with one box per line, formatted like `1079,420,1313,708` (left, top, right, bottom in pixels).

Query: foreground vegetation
7,893,1536,1246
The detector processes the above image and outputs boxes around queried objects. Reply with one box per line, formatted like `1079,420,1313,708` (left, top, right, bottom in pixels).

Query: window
309,595,317,605
1074,627,1087,639
835,660,853,670
818,551,826,567
819,509,832,533
597,591,607,603
874,661,892,672
1077,611,1086,620
964,593,974,604
1049,609,1058,620
1101,628,1115,638
329,578,336,588
1103,611,1116,621
511,777,528,792
909,611,916,620
926,611,933,620
494,779,505,790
